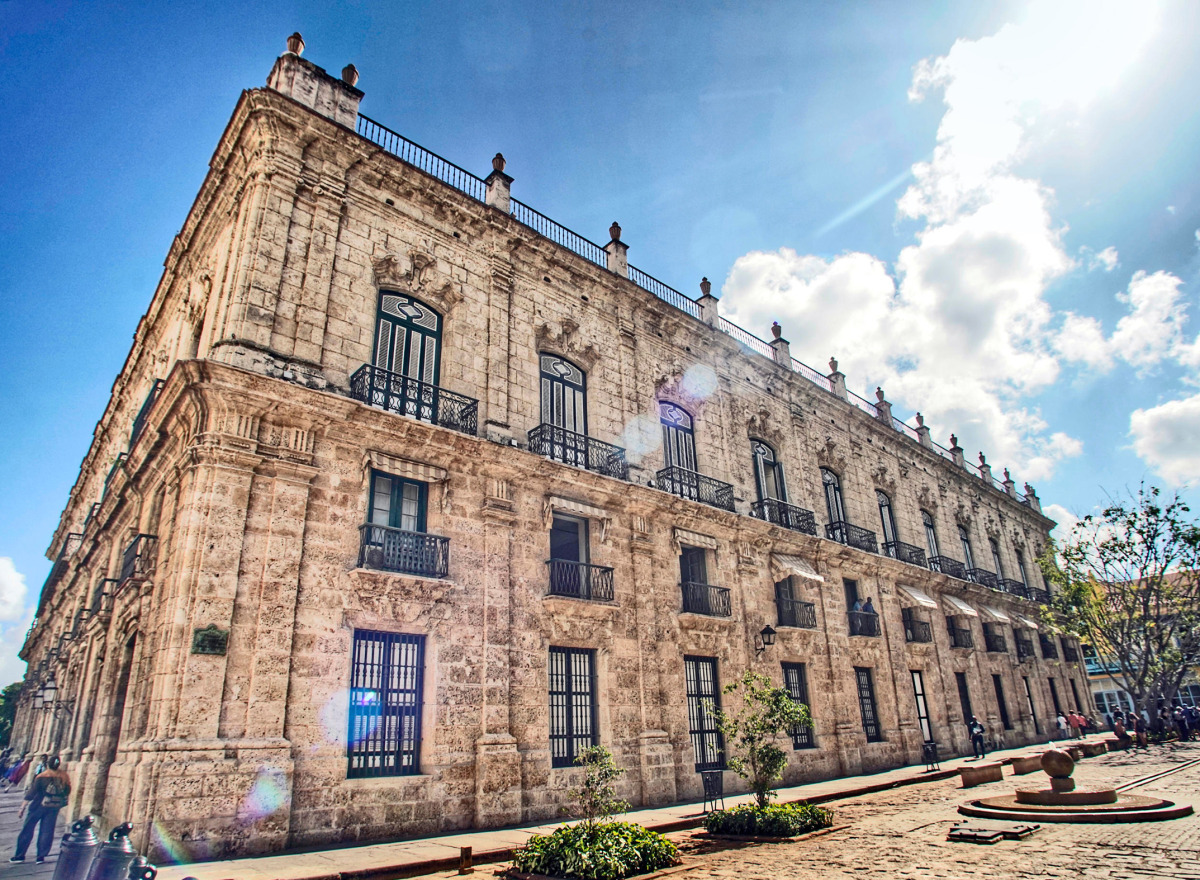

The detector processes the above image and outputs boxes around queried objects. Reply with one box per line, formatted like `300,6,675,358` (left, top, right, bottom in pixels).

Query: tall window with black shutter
782,662,815,748
993,674,1013,730
877,491,898,546
959,525,976,570
855,667,883,742
1048,677,1063,714
548,647,598,767
347,630,425,778
990,539,1005,579
685,656,724,770
922,510,940,558
955,671,973,722
660,402,697,471
821,468,846,524
1016,549,1030,586
751,440,786,502
911,670,933,741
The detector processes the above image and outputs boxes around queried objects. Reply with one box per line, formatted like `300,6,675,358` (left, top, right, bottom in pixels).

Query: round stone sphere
1041,748,1075,778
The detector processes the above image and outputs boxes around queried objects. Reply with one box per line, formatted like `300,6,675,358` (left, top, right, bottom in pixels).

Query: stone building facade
12,36,1091,862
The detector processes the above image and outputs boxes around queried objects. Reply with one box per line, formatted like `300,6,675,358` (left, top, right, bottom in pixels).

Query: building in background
11,35,1090,862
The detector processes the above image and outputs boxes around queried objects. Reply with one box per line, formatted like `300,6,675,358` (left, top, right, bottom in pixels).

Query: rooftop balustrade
751,499,817,536
527,424,629,481
349,364,478,436
358,523,449,578
826,521,878,554
656,466,735,512
546,559,615,602
884,540,928,568
681,582,731,617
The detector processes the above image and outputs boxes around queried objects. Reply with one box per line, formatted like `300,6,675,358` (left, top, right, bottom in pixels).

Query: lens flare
241,766,289,821
150,819,191,865
680,364,718,401
619,412,661,464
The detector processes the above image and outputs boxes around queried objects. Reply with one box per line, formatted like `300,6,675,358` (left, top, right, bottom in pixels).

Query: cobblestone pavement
440,742,1200,880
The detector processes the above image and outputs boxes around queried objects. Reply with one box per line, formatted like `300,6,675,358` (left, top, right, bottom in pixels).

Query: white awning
674,527,718,550
942,595,978,617
979,605,1011,624
771,554,824,584
1014,613,1040,631
898,585,938,609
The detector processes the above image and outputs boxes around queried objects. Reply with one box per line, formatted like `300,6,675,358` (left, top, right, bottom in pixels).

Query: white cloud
1167,205,1177,215
0,558,28,622
0,559,30,686
1055,313,1114,371
1041,502,1080,543
1082,245,1119,272
1129,392,1200,485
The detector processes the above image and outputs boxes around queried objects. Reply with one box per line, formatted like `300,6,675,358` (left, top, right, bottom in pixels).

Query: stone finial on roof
341,64,359,86
609,221,622,243
915,412,925,427
492,153,506,172
1004,468,1011,481
829,357,839,373
287,32,305,55
979,452,987,466
876,386,885,403
699,277,712,297
771,322,782,340
949,433,959,449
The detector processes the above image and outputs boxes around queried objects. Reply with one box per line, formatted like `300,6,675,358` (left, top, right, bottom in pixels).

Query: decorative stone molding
371,250,464,313
544,495,610,542
533,319,600,372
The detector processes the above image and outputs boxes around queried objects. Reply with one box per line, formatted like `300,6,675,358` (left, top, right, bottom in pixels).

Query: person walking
1134,714,1148,749
968,716,987,759
10,756,70,864
1068,711,1081,739
1056,712,1068,740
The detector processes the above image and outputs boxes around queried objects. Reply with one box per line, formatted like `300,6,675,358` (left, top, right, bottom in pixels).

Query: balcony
826,521,878,554
948,625,974,649
929,556,967,580
884,540,927,568
656,466,735,512
847,610,881,637
1015,634,1035,661
904,616,933,644
984,626,1008,653
119,534,157,583
966,568,999,590
349,364,478,436
1027,586,1052,604
999,578,1029,599
527,424,629,481
91,578,118,616
1039,635,1059,660
776,597,817,629
1061,641,1080,662
546,559,615,601
358,523,450,578
751,499,817,536
129,378,165,448
681,582,731,617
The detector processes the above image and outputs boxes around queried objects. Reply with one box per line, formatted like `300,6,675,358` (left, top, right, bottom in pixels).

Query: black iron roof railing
353,115,1040,505
751,499,817,536
884,540,927,568
527,424,629,481
827,521,878,554
546,559,615,602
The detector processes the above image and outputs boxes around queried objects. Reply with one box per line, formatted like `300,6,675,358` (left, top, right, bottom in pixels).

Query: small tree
713,670,810,808
0,682,20,747
566,745,629,830
1042,486,1200,725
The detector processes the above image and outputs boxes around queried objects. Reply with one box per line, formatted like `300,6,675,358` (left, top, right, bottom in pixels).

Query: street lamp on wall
754,624,777,658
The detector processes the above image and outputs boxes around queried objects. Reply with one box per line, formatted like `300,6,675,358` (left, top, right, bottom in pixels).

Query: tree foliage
1042,486,1200,720
566,746,629,830
712,670,810,808
0,682,21,747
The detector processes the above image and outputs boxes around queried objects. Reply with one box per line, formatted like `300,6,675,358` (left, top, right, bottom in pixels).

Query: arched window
989,538,1005,579
659,402,697,472
821,468,846,525
751,440,785,503
876,491,897,547
539,354,587,435
921,510,940,558
958,525,975,570
371,292,443,422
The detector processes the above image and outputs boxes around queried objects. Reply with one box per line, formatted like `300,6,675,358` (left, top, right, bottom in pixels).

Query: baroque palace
12,36,1090,861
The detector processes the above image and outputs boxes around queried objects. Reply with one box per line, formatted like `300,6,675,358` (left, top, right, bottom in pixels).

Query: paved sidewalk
154,738,1089,880
0,787,66,880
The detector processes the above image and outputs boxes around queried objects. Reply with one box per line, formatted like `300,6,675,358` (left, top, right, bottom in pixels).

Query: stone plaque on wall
191,624,229,655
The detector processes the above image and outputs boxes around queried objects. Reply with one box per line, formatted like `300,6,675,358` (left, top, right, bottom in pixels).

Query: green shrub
510,821,680,880
703,802,834,838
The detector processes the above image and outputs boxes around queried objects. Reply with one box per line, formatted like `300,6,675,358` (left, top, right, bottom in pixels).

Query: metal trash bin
52,816,100,880
700,769,725,813
922,740,940,771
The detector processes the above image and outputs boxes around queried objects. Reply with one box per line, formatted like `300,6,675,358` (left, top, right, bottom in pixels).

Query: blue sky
1,1,1198,682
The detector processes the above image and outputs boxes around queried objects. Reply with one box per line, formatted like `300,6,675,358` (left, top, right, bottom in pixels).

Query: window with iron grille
751,440,786,502
992,673,1012,730
821,468,846,524
540,354,587,434
374,292,442,385
684,656,724,770
782,662,815,749
921,510,940,558
955,671,973,723
911,670,933,742
958,525,975,570
347,630,425,778
854,666,883,742
548,647,598,767
659,402,697,471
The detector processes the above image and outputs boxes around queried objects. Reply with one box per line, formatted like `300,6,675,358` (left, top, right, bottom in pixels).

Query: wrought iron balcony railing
656,466,736,512
847,610,881,637
104,453,128,493
776,597,817,629
929,556,968,580
1027,586,1051,604
1061,641,1080,662
119,534,157,584
527,424,629,481
358,523,450,578
904,617,933,643
751,499,817,536
1039,635,1059,660
983,626,1008,653
1015,635,1035,660
546,559,615,601
826,521,878,554
349,364,478,436
966,568,999,590
884,540,927,568
91,578,119,616
681,582,731,617
129,378,165,449
999,578,1029,599
948,625,974,649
